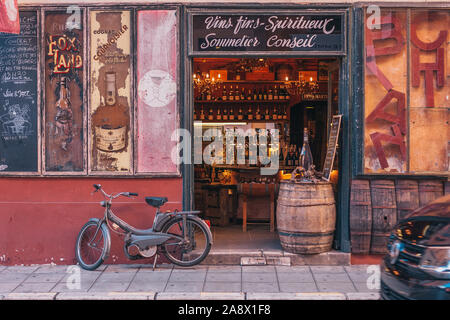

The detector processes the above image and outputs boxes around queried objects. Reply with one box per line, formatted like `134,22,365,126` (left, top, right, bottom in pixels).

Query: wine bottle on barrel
300,128,313,170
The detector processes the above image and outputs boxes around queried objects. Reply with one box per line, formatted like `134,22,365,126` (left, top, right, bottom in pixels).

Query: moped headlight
419,247,450,279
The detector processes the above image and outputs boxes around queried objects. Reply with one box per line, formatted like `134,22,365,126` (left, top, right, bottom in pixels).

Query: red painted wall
0,177,182,265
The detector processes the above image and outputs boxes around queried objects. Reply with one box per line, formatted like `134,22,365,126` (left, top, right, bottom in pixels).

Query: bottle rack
194,80,292,123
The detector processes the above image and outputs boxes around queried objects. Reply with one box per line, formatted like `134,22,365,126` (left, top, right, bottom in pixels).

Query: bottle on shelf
268,87,273,100
236,69,241,81
286,146,293,166
216,85,221,101
272,107,278,120
229,107,235,120
274,85,279,100
247,89,252,101
253,88,257,100
278,107,284,120
263,87,268,100
240,87,245,101
216,108,222,121
206,87,211,101
282,106,288,120
278,85,283,100
208,108,214,120
255,106,261,120
258,88,263,100
222,107,228,121
238,107,244,120
235,85,240,101
264,107,270,120
300,128,314,171
222,86,227,101
247,106,253,120
229,85,234,101
278,143,284,166
200,106,205,120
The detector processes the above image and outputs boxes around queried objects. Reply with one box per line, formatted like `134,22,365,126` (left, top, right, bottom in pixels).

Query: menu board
322,115,342,181
191,12,344,53
0,11,38,172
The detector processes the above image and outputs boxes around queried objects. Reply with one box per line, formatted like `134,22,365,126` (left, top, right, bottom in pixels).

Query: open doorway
192,57,340,250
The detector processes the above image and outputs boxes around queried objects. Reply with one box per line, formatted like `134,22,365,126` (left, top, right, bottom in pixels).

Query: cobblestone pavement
0,264,381,300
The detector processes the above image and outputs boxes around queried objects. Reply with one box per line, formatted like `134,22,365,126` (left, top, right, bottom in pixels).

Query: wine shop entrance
192,57,341,253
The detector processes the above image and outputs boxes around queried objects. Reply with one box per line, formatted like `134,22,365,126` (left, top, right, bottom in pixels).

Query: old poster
89,10,132,173
0,11,38,172
44,10,84,172
136,10,178,174
0,0,20,34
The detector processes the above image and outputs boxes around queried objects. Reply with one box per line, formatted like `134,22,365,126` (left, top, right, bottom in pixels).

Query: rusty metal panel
136,10,179,174
43,9,85,173
89,10,132,173
409,108,448,172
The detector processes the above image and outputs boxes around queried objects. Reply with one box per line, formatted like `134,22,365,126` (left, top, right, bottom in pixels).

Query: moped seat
145,197,168,208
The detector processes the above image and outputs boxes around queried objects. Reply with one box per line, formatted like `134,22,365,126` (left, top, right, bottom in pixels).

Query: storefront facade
0,1,448,265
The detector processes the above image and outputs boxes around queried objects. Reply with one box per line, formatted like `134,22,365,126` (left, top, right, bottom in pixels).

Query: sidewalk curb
155,292,246,300
4,293,57,300
55,292,155,300
0,291,380,300
345,292,380,300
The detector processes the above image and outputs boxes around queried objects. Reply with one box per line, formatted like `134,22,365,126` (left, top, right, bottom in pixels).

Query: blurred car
381,194,450,300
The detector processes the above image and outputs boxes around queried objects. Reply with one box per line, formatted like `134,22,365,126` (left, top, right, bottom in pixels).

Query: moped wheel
161,217,211,267
75,220,108,270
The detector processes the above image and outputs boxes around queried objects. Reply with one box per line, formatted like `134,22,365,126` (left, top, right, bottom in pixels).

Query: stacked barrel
350,179,447,254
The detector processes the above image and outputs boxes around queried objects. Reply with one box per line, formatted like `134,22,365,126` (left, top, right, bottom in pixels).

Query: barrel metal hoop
278,230,335,237
277,203,336,208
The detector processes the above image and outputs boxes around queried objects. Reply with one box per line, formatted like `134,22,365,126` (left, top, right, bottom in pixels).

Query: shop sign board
0,11,38,172
190,11,345,55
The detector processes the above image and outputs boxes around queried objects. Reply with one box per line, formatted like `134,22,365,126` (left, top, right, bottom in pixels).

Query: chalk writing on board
0,11,38,172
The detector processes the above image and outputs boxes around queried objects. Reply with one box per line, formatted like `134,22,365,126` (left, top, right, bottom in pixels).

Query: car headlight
419,247,450,279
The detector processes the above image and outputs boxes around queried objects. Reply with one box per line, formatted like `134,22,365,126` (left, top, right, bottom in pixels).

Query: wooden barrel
370,180,397,254
349,180,372,254
395,180,420,220
276,181,336,254
418,180,444,207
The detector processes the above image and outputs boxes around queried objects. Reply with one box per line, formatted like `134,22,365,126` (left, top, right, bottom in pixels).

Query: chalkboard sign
191,12,344,54
0,11,38,172
322,115,342,181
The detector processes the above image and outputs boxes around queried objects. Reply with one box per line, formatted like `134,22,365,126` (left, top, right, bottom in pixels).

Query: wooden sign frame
322,114,342,181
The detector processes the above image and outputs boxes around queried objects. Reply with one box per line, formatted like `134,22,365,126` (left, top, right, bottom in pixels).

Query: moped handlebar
92,184,138,200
